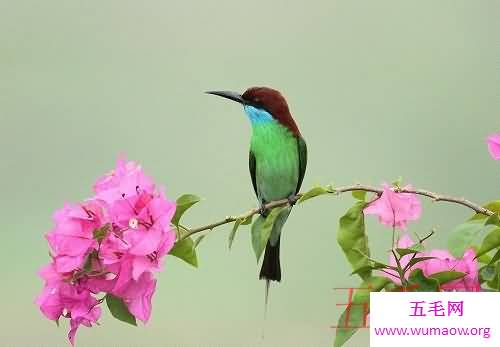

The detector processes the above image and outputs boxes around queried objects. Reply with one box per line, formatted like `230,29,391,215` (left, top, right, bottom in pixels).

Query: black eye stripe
248,101,267,112
241,95,270,114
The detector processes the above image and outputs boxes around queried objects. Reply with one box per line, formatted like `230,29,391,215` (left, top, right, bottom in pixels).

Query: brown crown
242,87,301,136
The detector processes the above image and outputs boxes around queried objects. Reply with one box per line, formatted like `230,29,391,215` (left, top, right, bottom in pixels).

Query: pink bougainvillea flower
67,293,101,346
46,201,105,273
124,196,176,256
364,183,422,230
419,249,480,291
114,272,157,323
36,157,177,345
487,134,500,160
35,264,67,320
130,229,176,280
36,270,101,345
93,158,155,204
379,234,480,291
108,188,175,233
108,189,176,279
104,225,175,294
98,232,130,266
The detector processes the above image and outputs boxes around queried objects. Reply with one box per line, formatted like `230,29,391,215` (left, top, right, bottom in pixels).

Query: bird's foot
287,194,298,206
258,204,268,217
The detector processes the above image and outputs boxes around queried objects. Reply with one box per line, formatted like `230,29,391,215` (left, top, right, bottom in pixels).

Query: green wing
296,136,307,194
249,150,258,198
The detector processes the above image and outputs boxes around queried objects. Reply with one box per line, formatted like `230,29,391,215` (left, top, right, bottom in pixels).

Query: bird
206,87,307,296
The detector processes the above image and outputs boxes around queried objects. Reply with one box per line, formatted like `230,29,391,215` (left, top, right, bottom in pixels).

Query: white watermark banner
370,292,500,347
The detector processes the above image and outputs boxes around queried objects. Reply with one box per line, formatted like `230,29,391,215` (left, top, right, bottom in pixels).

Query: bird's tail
259,205,290,281
260,237,281,318
259,236,282,282
257,206,291,319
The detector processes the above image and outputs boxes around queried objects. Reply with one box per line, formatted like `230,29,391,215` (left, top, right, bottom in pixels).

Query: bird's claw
287,194,298,206
258,205,268,217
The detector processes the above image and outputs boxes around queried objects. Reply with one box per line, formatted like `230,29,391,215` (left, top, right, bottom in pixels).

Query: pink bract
93,158,155,204
364,183,422,230
420,249,480,291
487,134,500,160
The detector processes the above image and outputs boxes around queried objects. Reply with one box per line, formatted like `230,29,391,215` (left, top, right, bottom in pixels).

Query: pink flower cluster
364,183,422,230
383,234,480,291
363,182,479,291
35,158,176,345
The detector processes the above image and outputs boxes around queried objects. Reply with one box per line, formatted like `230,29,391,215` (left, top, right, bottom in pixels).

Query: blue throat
243,105,274,125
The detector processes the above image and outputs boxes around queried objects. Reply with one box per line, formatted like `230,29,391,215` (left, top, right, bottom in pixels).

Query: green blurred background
1,1,498,346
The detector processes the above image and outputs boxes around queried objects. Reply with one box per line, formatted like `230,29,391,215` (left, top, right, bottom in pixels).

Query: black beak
205,90,246,104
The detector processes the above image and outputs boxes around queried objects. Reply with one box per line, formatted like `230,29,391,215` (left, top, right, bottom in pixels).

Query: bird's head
206,86,300,136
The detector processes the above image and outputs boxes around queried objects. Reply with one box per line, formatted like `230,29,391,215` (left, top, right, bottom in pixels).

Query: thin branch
396,187,493,216
178,184,494,241
178,196,301,241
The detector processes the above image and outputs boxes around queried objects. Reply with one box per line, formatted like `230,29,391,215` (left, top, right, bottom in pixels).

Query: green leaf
228,220,242,250
476,228,500,258
475,250,491,264
251,207,285,261
486,262,500,290
488,249,500,265
480,265,496,283
351,190,367,201
228,215,253,250
93,224,110,243
396,246,422,257
169,236,198,267
485,213,500,227
350,262,387,276
337,201,371,280
193,235,205,248
384,281,401,292
469,201,500,221
391,176,403,188
408,269,440,292
105,294,137,326
447,221,486,258
428,271,466,285
241,215,253,225
333,276,389,347
298,186,329,203
411,242,425,251
171,194,201,226
405,256,435,270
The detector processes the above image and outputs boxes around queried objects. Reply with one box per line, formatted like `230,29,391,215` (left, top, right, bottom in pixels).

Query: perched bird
207,87,307,289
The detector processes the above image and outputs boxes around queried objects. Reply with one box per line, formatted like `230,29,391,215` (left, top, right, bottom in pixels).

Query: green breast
250,121,299,202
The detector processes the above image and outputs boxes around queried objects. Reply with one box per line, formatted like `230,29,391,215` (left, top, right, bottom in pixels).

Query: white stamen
129,218,139,229
105,273,117,280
